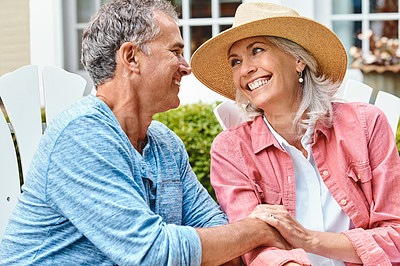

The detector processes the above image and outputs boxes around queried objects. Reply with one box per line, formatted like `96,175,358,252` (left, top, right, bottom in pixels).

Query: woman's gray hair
81,0,178,87
235,36,341,136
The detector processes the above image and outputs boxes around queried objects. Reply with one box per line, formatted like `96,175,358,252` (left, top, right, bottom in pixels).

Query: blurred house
0,0,30,77
1,0,399,104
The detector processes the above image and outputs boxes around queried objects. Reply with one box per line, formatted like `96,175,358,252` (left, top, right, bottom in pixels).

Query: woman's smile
247,76,271,91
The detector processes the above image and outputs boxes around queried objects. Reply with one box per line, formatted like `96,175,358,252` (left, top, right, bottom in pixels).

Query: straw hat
190,2,347,100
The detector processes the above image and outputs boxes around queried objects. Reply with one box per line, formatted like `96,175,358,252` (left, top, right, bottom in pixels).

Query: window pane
191,0,211,18
333,20,362,66
191,26,212,55
220,24,232,32
220,0,241,17
77,0,97,23
332,0,361,14
370,0,398,13
168,0,183,19
370,20,398,39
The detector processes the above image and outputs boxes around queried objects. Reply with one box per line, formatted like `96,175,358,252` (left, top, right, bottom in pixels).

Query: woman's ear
296,59,306,73
117,42,140,73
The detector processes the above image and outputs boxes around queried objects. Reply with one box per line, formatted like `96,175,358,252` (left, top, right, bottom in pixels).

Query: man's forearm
195,217,289,265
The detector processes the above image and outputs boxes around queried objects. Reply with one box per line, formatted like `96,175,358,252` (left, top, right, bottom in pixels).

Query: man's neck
96,80,152,154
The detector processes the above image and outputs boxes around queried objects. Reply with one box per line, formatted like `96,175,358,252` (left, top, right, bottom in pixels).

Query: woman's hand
250,204,362,263
249,205,315,250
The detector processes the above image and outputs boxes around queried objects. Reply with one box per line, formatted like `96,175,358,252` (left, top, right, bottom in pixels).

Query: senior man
0,0,288,265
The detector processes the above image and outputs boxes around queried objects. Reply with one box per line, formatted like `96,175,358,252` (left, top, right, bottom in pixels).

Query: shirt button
340,199,347,206
288,176,293,183
322,170,329,176
357,174,361,180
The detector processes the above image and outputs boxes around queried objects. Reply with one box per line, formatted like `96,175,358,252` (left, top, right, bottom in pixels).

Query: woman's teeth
173,79,180,86
248,79,268,91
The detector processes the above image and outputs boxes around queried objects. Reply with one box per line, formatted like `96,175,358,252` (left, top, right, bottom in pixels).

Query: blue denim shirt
0,95,227,265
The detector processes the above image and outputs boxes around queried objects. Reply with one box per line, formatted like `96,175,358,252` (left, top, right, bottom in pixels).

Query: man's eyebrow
171,42,184,49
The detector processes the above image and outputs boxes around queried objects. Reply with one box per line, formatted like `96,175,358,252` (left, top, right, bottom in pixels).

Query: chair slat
374,91,400,137
343,79,373,103
213,100,248,130
0,110,21,238
42,66,86,124
0,65,42,180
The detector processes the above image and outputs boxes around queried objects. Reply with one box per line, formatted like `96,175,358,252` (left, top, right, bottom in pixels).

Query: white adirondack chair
374,91,400,136
213,99,248,130
342,79,400,136
0,65,86,239
342,79,373,103
214,79,400,137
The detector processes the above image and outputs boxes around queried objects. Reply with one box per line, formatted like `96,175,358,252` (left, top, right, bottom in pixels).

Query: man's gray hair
81,0,178,87
236,36,341,137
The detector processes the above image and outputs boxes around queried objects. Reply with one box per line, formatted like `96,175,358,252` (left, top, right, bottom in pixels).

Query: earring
298,71,304,83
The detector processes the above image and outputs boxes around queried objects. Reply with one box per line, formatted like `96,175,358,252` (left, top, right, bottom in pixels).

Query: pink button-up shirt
210,102,400,265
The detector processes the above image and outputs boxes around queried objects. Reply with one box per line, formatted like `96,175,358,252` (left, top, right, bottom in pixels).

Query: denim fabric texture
0,95,227,265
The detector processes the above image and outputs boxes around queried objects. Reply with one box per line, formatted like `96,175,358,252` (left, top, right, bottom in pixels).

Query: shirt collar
258,115,316,152
250,116,283,154
250,103,340,154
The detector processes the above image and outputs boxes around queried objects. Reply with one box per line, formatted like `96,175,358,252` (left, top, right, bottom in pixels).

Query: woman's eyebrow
227,53,238,60
228,41,265,59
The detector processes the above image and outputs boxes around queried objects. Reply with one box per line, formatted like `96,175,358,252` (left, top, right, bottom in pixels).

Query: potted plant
349,30,400,100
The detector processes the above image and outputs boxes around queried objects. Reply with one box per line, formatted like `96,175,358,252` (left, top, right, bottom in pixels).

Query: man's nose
179,56,192,76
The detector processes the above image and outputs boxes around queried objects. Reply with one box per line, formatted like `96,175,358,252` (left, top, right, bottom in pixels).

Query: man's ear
118,42,140,73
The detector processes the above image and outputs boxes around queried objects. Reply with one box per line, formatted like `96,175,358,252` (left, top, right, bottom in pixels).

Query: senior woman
191,2,400,266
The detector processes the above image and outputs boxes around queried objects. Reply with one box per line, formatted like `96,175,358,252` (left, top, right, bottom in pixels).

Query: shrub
153,102,222,200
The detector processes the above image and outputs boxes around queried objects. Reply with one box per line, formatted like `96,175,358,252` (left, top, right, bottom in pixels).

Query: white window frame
316,0,400,57
178,0,241,63
63,0,107,91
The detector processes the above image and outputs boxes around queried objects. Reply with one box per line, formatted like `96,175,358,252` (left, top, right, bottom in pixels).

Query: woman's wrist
302,230,321,253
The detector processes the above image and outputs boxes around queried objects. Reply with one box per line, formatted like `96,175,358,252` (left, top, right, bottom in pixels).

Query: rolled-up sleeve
341,104,400,265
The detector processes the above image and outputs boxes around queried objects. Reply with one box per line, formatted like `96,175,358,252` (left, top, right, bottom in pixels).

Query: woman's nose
179,56,192,76
241,60,256,76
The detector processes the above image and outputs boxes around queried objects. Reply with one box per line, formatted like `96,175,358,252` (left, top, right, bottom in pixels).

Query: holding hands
249,205,315,250
249,205,362,264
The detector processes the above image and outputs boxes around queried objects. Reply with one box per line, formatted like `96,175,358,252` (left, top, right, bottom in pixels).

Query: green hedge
153,102,223,200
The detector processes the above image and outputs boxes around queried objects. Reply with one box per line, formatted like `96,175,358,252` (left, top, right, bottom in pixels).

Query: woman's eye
253,47,264,55
230,59,241,67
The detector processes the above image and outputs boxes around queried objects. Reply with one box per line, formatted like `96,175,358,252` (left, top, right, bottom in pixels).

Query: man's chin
170,96,180,110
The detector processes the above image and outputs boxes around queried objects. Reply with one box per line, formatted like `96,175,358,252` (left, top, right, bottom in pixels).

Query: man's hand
196,216,291,265
249,204,311,249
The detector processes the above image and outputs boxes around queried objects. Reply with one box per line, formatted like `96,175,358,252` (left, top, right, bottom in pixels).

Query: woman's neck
264,110,307,156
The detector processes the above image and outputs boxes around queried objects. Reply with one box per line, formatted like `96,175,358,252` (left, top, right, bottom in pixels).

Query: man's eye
230,59,241,67
253,47,264,55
